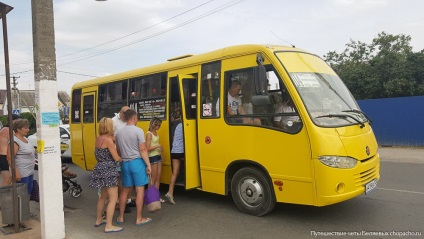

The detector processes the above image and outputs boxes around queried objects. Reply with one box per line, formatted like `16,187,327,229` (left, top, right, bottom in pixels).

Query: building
0,89,70,117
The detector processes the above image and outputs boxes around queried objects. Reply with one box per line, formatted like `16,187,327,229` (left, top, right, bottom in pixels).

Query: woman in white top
7,119,36,194
165,121,184,205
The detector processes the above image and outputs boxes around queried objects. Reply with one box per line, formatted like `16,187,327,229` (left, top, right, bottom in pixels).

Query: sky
1,0,424,93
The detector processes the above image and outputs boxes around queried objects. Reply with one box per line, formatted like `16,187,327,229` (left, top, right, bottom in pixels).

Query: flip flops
165,192,175,205
104,226,124,233
116,218,124,225
135,217,152,226
94,219,106,227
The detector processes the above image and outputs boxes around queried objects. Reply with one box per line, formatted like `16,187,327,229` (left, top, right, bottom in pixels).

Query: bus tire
231,167,276,216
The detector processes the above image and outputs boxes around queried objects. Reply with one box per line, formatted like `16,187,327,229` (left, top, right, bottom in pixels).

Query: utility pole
0,2,20,233
11,75,20,111
32,0,65,238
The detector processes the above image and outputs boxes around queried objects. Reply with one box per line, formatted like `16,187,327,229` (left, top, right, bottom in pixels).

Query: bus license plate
365,179,378,194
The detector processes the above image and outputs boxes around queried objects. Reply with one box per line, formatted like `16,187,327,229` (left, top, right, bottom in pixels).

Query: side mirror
255,54,268,95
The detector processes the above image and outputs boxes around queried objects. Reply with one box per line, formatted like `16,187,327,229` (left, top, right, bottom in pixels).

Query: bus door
177,74,201,189
82,92,97,170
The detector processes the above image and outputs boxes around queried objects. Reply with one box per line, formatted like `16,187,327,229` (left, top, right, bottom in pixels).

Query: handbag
144,177,161,213
30,179,40,202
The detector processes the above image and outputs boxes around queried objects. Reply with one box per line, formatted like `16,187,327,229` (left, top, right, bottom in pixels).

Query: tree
0,112,36,135
324,32,424,99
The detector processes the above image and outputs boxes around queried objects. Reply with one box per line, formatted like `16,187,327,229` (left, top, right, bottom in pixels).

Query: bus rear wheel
231,167,276,216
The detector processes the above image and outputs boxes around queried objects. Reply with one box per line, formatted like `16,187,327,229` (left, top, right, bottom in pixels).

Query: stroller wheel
63,181,70,193
68,186,75,195
71,187,82,198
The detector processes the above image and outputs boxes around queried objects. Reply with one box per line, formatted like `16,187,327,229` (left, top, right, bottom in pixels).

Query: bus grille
354,165,379,187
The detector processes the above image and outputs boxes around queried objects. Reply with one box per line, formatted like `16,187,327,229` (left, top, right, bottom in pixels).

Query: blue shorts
149,155,162,164
18,174,34,194
121,158,148,187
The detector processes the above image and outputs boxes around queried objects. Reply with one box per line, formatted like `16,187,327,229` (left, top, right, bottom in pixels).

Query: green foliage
0,113,36,135
324,31,424,99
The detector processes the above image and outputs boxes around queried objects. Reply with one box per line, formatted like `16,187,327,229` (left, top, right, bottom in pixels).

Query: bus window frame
83,94,95,123
97,80,128,121
182,78,197,120
224,67,256,124
224,65,303,133
71,89,82,124
129,72,167,100
200,61,221,119
128,72,168,121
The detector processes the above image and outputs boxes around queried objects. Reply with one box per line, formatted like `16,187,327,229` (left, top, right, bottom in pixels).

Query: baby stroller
34,150,82,198
61,164,83,198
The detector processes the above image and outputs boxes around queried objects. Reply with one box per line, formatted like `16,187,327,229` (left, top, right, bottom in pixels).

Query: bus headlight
318,156,357,169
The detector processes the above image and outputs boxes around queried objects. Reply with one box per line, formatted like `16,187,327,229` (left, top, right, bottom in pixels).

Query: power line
2,0,245,76
57,70,98,78
58,0,216,59
0,69,33,76
1,69,97,78
58,0,245,66
3,0,217,68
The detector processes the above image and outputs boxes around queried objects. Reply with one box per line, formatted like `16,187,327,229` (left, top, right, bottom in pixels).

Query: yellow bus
70,44,380,216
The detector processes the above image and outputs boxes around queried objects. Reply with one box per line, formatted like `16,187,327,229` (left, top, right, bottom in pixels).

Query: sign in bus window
129,98,166,120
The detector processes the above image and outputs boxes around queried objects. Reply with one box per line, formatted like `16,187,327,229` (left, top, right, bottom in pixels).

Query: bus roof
71,44,306,90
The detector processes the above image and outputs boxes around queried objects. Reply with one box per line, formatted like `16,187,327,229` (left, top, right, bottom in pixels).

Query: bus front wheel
231,167,276,216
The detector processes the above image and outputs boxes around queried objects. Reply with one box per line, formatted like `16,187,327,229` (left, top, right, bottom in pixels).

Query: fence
357,96,424,146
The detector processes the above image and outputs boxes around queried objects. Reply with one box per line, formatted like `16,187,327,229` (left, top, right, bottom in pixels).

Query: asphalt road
2,147,423,239
56,147,424,239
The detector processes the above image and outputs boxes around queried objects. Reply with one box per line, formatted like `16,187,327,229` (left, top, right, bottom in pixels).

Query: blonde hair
98,117,114,135
148,117,162,131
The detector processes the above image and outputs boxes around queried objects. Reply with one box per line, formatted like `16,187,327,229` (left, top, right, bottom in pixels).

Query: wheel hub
239,178,264,207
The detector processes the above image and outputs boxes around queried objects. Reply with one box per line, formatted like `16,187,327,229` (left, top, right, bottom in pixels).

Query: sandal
135,217,152,226
165,192,175,205
63,171,77,178
105,226,124,233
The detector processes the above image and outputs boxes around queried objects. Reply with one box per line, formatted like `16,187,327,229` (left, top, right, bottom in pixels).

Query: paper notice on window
291,73,321,88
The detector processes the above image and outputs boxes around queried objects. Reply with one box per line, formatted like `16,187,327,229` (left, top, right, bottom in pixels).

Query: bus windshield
276,52,367,127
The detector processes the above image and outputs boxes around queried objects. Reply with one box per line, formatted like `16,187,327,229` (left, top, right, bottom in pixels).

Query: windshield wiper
342,109,373,124
316,113,365,128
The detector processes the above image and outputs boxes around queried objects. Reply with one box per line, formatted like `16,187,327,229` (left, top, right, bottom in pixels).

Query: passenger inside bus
170,103,182,138
273,93,300,132
227,79,261,125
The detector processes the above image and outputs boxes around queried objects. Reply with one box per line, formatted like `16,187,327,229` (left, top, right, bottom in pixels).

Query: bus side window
83,95,95,123
224,68,256,124
71,89,81,123
182,78,197,120
98,81,127,120
200,61,221,118
268,78,302,133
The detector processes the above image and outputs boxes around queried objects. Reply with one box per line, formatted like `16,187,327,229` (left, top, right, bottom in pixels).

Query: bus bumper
314,153,380,206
